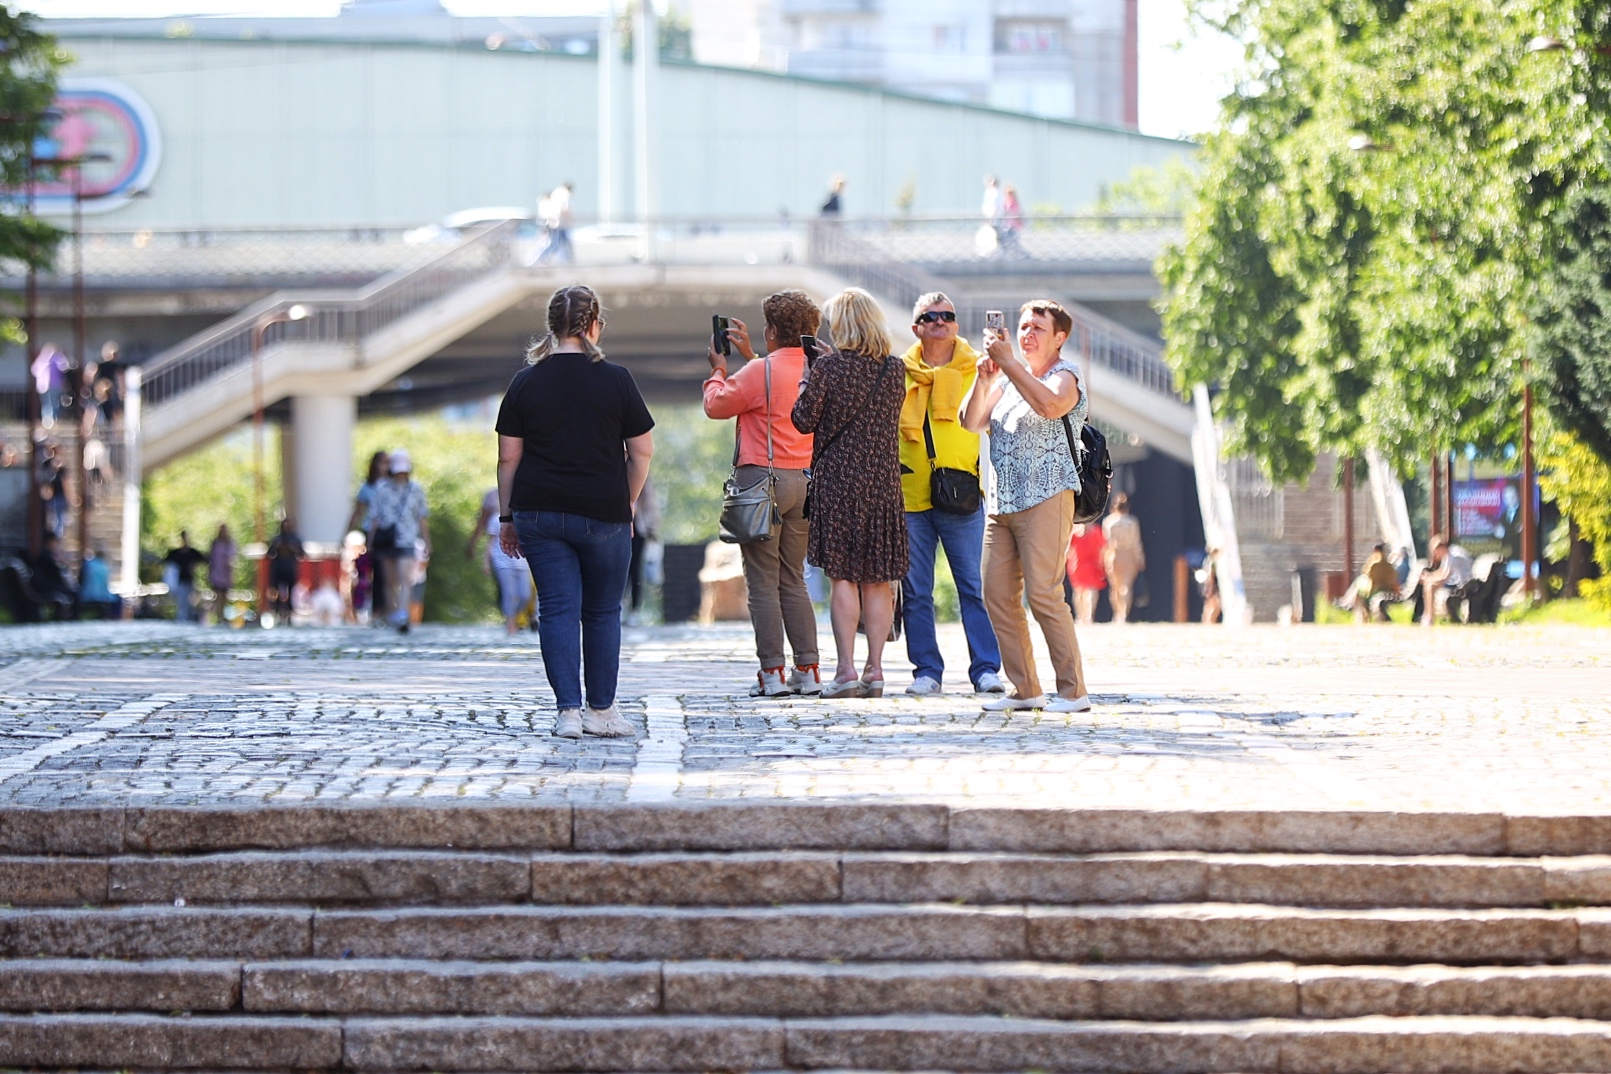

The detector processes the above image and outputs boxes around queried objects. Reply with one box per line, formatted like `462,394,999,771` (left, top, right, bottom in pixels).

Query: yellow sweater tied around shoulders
900,338,980,443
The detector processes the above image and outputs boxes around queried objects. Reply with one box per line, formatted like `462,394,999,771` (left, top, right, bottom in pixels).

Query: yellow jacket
898,338,984,512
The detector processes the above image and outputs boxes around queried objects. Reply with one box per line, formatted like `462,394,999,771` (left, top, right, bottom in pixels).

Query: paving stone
313,904,1027,961
574,803,949,851
1201,854,1544,908
839,852,1206,905
124,803,572,852
1576,908,1611,956
0,1013,341,1068
342,1015,785,1071
0,808,124,854
243,959,659,1015
0,857,109,906
1026,905,1580,964
108,850,531,905
1507,815,1611,856
1298,965,1611,1018
0,959,240,1012
529,851,841,905
0,907,310,959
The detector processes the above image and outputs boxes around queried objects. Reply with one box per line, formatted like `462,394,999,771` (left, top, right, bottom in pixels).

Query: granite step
11,957,1611,1022
6,902,1606,964
8,1012,1611,1072
4,848,1609,909
6,803,1611,857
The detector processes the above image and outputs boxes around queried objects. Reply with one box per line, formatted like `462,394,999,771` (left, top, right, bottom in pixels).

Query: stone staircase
3,802,1610,1072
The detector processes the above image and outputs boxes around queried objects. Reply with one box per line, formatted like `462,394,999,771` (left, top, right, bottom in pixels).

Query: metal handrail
139,221,519,409
808,221,1180,400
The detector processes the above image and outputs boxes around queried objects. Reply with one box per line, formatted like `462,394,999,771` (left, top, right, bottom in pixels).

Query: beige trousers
982,490,1088,700
736,466,819,670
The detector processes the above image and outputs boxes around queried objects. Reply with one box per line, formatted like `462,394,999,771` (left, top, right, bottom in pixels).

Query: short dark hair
1020,298,1073,339
764,290,820,346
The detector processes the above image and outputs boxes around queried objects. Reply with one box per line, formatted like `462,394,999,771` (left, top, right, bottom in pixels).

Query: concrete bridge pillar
287,395,357,545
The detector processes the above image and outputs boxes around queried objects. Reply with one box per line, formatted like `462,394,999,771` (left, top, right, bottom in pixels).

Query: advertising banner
1452,476,1524,559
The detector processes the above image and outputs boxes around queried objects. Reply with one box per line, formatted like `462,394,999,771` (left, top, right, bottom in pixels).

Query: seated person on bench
1345,542,1401,622
1413,534,1474,624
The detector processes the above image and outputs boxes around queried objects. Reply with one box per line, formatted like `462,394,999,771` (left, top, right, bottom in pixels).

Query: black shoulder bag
1061,415,1113,525
924,409,981,515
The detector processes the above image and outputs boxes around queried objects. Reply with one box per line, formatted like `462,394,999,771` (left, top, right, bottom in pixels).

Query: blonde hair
526,285,605,364
823,287,892,359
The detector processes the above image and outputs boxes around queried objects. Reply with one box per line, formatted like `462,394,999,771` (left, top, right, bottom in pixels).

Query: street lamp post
249,304,309,610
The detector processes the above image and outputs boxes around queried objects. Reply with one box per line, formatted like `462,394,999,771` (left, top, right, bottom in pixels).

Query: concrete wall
54,35,1192,230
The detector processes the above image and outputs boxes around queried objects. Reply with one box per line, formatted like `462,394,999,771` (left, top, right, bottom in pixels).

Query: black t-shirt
494,353,655,523
163,546,206,585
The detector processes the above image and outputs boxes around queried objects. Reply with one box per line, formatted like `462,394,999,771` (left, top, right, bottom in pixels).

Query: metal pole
1343,455,1355,581
1522,380,1536,600
598,0,618,224
24,157,42,558
1429,451,1442,537
251,321,268,550
73,166,91,568
120,367,142,597
633,0,657,259
1444,453,1455,547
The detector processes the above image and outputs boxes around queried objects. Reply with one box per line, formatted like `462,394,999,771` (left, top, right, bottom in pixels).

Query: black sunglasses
915,310,957,325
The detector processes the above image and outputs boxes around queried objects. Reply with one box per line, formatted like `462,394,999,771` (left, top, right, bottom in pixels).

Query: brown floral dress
791,350,909,583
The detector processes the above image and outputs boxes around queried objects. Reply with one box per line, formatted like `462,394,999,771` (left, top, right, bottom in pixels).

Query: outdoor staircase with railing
3,801,1611,1072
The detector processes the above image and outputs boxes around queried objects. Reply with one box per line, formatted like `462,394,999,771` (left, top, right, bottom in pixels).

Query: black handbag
923,410,980,515
1061,415,1113,525
718,357,779,544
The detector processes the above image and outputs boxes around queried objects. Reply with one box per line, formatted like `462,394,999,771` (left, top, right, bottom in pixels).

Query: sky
21,1,1243,140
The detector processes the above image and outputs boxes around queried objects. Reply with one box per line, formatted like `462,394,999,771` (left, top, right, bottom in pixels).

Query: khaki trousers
982,490,1088,700
736,466,819,670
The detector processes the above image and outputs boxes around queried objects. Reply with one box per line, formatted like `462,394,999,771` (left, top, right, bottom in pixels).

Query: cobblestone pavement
0,619,1606,812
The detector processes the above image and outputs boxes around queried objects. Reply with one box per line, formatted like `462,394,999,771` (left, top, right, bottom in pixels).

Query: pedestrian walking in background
537,181,575,264
77,545,118,620
1102,492,1145,623
1066,521,1107,625
703,291,822,697
162,531,206,624
999,184,1026,257
820,175,845,216
348,450,392,622
37,440,68,539
897,291,1003,697
370,450,431,634
265,519,305,625
469,487,534,635
961,299,1092,713
207,523,237,624
31,342,68,428
94,341,126,431
496,284,654,739
791,287,907,698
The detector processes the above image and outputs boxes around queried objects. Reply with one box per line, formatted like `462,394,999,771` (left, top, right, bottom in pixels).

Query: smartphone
799,335,819,365
713,314,731,357
985,309,1005,341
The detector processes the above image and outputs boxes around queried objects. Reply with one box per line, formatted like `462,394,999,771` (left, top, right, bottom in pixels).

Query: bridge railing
826,214,1182,270
809,221,1181,400
139,221,519,410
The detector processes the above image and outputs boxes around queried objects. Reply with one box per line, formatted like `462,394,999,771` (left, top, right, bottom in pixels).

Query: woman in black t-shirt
495,285,655,740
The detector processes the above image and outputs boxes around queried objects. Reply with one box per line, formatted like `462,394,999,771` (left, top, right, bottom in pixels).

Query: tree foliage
1159,0,1611,484
1537,430,1611,610
1532,184,1611,465
0,5,66,343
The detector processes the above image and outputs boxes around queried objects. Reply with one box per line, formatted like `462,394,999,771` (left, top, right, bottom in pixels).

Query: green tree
1532,183,1611,466
0,6,66,344
1158,0,1611,484
1538,430,1611,610
1092,158,1200,215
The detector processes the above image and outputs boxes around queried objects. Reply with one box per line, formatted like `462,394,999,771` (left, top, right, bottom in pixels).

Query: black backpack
1061,416,1113,525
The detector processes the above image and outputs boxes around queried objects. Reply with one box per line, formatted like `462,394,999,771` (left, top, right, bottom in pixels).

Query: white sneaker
554,709,584,738
905,676,942,697
582,705,634,738
980,694,1045,712
788,664,824,696
1045,695,1093,713
976,670,1007,694
750,667,791,698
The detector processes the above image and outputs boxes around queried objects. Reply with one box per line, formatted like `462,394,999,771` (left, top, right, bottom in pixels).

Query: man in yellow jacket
898,293,1004,696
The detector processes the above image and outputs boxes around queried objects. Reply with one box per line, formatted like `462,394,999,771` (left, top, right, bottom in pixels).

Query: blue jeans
903,505,1001,688
514,510,632,710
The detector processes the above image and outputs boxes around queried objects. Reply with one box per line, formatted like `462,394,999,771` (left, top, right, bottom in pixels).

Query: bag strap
1061,414,1079,462
815,355,892,460
922,407,938,470
730,356,776,477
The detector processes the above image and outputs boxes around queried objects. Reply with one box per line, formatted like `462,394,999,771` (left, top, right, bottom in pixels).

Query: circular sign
31,77,162,215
